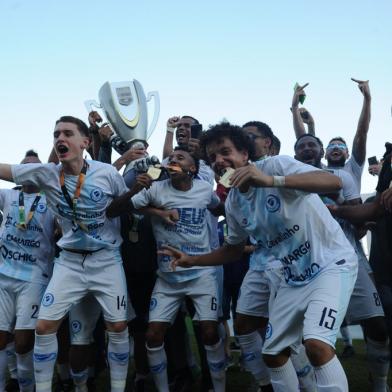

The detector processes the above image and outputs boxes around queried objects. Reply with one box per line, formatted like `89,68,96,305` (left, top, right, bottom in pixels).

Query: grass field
89,339,391,391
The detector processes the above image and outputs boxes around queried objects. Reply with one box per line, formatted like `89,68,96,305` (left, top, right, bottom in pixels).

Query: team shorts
236,269,270,318
263,261,357,355
149,272,219,324
0,274,46,331
345,256,385,324
38,249,128,323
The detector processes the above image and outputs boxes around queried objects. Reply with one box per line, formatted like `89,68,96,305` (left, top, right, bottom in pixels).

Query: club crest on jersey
37,203,47,213
265,194,281,213
265,322,273,339
150,298,158,311
42,293,54,307
90,188,103,202
71,320,82,333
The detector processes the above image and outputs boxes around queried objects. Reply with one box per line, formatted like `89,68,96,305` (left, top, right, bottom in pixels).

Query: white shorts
149,272,219,324
236,269,270,318
345,257,384,324
263,261,357,355
39,249,128,323
0,274,46,331
69,294,136,345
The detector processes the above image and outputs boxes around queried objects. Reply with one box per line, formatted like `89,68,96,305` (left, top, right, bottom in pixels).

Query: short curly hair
200,122,256,164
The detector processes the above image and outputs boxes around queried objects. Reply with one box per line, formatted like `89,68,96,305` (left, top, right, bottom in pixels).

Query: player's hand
380,188,392,212
188,138,201,157
229,165,273,190
159,209,179,226
351,78,371,100
326,204,340,216
167,116,180,129
158,245,195,270
98,124,113,142
368,163,382,176
291,83,309,108
122,148,146,164
88,111,103,128
130,173,152,194
298,107,314,125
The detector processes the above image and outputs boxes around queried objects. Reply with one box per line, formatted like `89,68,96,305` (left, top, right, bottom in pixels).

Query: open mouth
166,163,183,173
57,144,69,154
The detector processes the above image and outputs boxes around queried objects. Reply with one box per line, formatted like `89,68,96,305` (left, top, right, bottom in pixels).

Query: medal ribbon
59,160,89,231
17,191,42,230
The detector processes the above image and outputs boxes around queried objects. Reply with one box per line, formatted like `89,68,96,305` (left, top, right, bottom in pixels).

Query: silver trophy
85,79,160,148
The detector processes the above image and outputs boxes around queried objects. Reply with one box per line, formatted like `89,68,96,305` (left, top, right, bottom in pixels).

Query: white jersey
329,156,364,194
131,178,220,283
225,156,356,286
11,160,128,252
0,189,55,284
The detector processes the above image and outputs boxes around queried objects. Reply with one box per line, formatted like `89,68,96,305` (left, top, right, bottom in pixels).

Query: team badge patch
36,203,47,213
42,293,54,307
90,188,103,202
265,195,281,213
71,320,82,333
150,298,158,311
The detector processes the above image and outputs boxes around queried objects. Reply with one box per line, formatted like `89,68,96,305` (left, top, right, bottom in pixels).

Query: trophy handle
146,91,160,140
84,99,102,113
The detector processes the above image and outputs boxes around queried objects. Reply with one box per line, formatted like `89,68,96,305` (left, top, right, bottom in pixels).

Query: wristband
166,126,175,134
273,176,285,187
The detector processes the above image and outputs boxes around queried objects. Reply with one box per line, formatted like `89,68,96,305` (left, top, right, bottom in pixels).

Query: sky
0,0,391,193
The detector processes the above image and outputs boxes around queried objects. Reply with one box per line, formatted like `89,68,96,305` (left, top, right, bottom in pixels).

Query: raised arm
351,78,371,166
229,165,342,194
291,83,309,139
0,164,13,182
162,116,180,159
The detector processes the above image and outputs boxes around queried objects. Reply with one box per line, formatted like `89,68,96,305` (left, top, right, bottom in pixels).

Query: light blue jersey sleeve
11,163,59,190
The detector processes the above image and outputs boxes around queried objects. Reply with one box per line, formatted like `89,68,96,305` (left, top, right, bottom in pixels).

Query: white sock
6,342,18,379
71,368,88,392
16,350,35,392
340,326,352,347
366,337,390,392
57,363,70,381
237,331,270,385
291,344,316,392
314,355,348,391
146,344,169,392
33,332,58,392
0,349,7,391
205,339,226,392
268,358,299,392
107,330,129,392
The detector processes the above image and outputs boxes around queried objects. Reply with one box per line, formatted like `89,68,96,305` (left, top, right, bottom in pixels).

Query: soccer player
0,116,130,392
162,123,358,392
107,146,226,392
0,151,55,392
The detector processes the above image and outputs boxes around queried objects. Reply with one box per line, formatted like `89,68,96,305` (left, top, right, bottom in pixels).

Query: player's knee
201,325,219,346
35,319,60,335
14,332,35,354
106,321,127,333
363,316,388,341
263,352,289,368
146,326,165,348
0,331,8,350
304,338,334,366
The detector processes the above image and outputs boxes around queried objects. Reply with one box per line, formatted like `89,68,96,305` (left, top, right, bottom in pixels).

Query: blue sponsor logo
90,188,103,202
71,320,82,333
150,298,158,311
242,352,257,362
42,293,54,307
297,365,312,378
34,352,57,362
108,352,129,364
265,322,273,339
208,360,226,372
18,378,33,387
242,218,248,226
150,362,167,374
37,203,47,213
265,194,281,213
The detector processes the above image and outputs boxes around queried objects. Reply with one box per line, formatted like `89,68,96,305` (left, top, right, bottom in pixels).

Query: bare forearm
334,201,381,224
162,132,174,160
307,121,315,135
0,164,13,182
352,97,371,165
191,243,245,267
292,107,306,139
283,171,342,193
